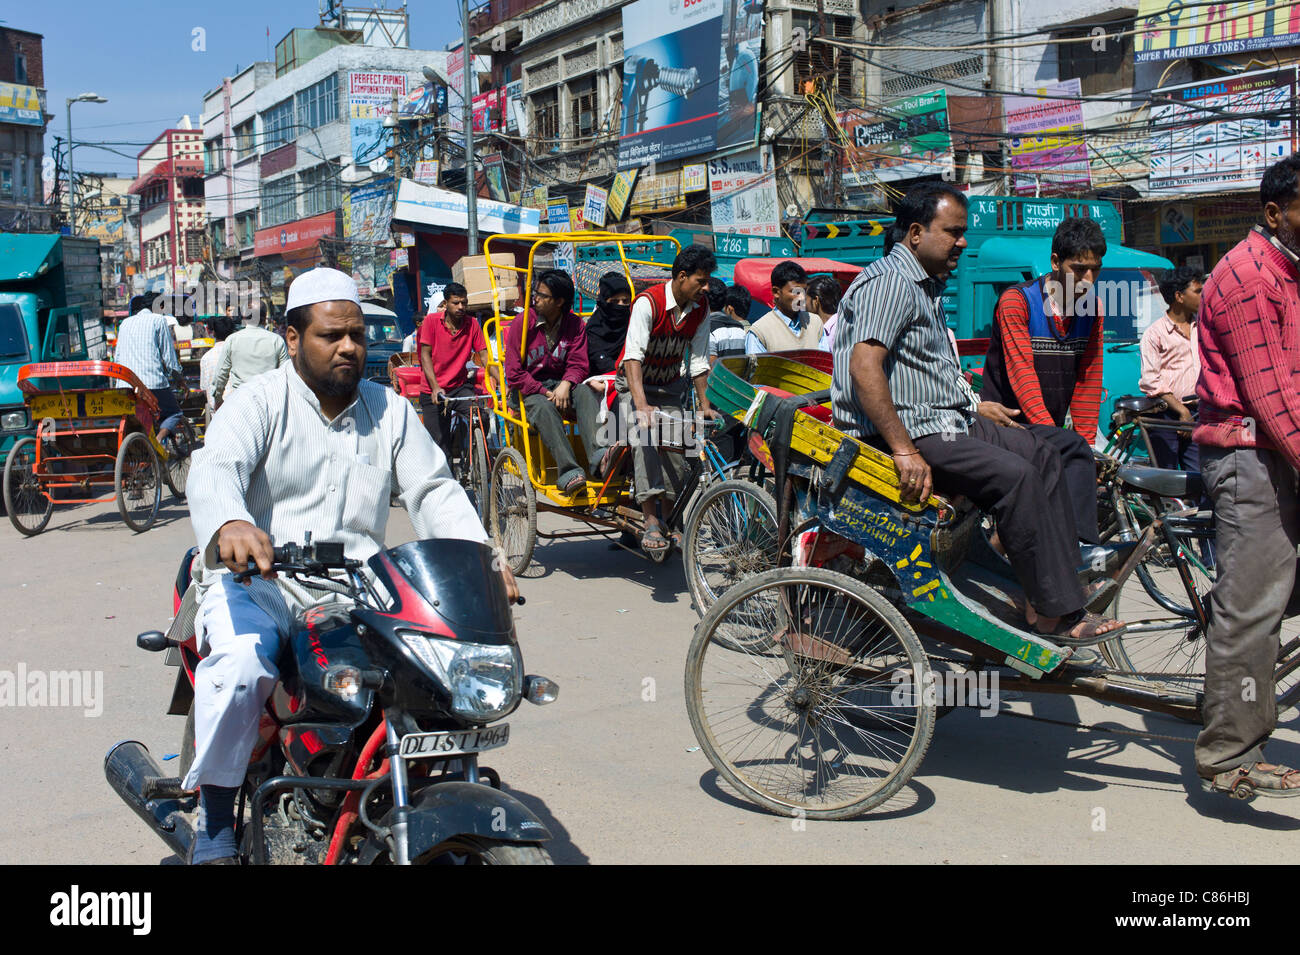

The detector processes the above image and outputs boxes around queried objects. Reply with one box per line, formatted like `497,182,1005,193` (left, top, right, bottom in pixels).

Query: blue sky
21,1,464,178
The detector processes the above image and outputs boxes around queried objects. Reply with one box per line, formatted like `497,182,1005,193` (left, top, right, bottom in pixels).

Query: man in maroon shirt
417,282,494,462
503,269,589,495
1195,153,1300,799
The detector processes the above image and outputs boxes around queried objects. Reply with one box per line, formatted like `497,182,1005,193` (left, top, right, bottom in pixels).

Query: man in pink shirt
1195,154,1300,800
417,282,494,461
1138,265,1202,471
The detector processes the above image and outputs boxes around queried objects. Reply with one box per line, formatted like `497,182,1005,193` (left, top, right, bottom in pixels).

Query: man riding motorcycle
183,267,516,864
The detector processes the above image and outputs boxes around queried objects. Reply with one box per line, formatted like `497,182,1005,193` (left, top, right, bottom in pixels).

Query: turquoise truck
0,234,105,456
798,196,1174,430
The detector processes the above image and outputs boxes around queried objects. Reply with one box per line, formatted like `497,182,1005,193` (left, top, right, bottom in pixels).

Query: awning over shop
975,237,1172,276
129,157,204,195
393,179,541,235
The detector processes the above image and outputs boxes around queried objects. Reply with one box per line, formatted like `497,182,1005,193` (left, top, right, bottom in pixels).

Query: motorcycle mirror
136,631,171,653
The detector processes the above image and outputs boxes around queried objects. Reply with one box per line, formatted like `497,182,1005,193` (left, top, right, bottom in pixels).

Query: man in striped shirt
181,267,509,862
979,217,1107,545
831,182,1124,645
114,294,186,443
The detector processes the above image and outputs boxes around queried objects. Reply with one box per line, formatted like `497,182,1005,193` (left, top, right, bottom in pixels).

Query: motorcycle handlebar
232,539,361,582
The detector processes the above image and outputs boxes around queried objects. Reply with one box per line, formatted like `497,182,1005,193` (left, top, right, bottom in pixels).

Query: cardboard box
453,253,519,309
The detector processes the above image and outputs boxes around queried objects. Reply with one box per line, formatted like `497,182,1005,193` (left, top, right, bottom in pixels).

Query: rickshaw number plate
84,391,135,418
29,395,78,420
399,724,510,759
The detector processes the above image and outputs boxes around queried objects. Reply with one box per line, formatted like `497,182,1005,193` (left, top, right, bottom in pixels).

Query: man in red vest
610,245,720,554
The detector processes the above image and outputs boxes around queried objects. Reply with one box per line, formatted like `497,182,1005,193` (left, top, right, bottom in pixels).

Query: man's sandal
1202,762,1300,800
640,525,670,554
1032,610,1127,647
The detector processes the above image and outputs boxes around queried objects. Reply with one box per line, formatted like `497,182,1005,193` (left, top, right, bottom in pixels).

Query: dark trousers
420,384,477,463
1195,447,1300,777
1146,409,1200,472
573,381,609,474
150,387,185,436
1024,422,1100,544
511,379,582,480
914,416,1084,618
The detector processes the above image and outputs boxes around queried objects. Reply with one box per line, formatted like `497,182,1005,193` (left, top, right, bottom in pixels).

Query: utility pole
463,0,478,255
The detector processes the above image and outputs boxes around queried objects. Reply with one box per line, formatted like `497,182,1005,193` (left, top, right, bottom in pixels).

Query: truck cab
800,197,1172,429
0,234,105,455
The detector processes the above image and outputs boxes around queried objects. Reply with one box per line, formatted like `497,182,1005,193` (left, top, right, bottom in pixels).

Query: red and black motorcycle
105,537,559,865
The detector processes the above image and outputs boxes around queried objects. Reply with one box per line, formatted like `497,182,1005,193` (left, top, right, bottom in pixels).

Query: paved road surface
1,496,1297,864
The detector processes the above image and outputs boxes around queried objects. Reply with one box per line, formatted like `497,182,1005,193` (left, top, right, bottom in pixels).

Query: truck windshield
0,304,30,361
1097,269,1165,343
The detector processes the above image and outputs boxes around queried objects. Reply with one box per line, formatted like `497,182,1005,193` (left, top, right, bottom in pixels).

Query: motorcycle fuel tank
271,604,375,727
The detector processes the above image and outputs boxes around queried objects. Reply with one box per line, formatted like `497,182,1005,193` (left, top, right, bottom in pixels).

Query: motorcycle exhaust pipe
103,740,194,861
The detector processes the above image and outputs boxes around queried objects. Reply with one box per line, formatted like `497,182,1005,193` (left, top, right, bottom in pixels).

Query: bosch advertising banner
618,0,765,170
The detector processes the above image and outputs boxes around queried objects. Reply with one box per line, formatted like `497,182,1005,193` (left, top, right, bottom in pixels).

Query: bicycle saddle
1114,395,1163,414
1117,465,1204,499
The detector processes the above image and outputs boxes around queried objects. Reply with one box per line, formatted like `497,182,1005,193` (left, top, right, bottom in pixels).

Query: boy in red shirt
417,282,495,461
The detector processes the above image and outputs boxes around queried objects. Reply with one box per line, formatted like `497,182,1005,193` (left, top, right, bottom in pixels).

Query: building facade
0,27,50,232
130,128,205,292
199,22,448,306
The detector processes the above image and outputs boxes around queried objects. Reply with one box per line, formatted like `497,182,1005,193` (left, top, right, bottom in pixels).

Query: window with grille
296,74,339,130
234,120,256,162
260,176,296,227
300,164,339,218
262,98,296,151
532,88,558,150
1057,20,1134,96
792,13,853,99
570,78,596,142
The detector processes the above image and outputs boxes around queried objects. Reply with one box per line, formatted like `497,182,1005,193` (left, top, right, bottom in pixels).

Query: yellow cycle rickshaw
478,230,774,575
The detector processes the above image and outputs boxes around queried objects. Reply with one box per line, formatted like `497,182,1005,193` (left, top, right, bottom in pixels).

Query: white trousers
181,576,294,790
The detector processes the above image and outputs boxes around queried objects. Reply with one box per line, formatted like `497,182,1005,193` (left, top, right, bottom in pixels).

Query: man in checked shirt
181,267,517,863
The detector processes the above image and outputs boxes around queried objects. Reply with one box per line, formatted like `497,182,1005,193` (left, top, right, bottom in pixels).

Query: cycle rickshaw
683,352,1300,818
478,230,775,575
3,360,191,535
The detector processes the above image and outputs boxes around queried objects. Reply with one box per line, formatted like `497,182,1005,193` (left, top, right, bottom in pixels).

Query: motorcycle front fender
357,781,551,864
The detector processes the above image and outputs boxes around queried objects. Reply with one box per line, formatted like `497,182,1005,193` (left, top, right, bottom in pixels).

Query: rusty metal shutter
877,0,988,98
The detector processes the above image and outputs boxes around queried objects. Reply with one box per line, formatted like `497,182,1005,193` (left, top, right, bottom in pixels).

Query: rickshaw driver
611,244,722,555
181,267,515,863
830,183,1125,644
115,293,187,445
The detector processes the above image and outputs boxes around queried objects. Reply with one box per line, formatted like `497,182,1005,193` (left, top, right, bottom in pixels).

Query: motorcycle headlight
398,630,522,721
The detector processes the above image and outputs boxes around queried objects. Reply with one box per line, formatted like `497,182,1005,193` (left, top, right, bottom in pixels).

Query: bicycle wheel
489,446,536,574
471,420,491,521
685,567,935,820
115,431,161,532
682,478,779,618
162,418,198,500
4,437,53,536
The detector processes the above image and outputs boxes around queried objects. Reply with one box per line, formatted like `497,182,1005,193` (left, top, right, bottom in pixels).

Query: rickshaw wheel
489,446,536,574
682,478,779,618
115,431,162,533
471,422,491,522
4,437,53,536
163,418,198,501
685,567,935,820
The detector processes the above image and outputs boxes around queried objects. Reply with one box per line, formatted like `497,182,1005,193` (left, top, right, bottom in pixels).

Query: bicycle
437,392,496,518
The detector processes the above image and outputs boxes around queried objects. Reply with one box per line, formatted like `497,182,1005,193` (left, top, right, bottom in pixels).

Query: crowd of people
116,152,1300,862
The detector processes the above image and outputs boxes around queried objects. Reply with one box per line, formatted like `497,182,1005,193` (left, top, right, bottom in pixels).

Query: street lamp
66,92,108,235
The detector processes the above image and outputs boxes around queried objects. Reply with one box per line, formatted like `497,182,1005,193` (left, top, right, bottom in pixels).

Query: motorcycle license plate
399,724,510,759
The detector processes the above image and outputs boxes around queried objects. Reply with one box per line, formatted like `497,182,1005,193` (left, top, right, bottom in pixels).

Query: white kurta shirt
188,364,489,627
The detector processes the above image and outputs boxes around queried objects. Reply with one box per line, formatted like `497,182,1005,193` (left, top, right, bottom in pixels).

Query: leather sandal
1032,610,1127,647
1202,762,1300,800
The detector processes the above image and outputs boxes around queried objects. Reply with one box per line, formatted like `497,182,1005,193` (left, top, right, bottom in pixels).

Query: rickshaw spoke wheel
163,418,198,500
683,478,779,619
4,437,53,536
685,567,935,820
115,431,161,533
489,446,536,575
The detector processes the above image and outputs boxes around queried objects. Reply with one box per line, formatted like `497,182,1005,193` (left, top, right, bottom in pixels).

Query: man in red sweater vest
980,218,1106,546
1196,153,1300,799
610,245,721,554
